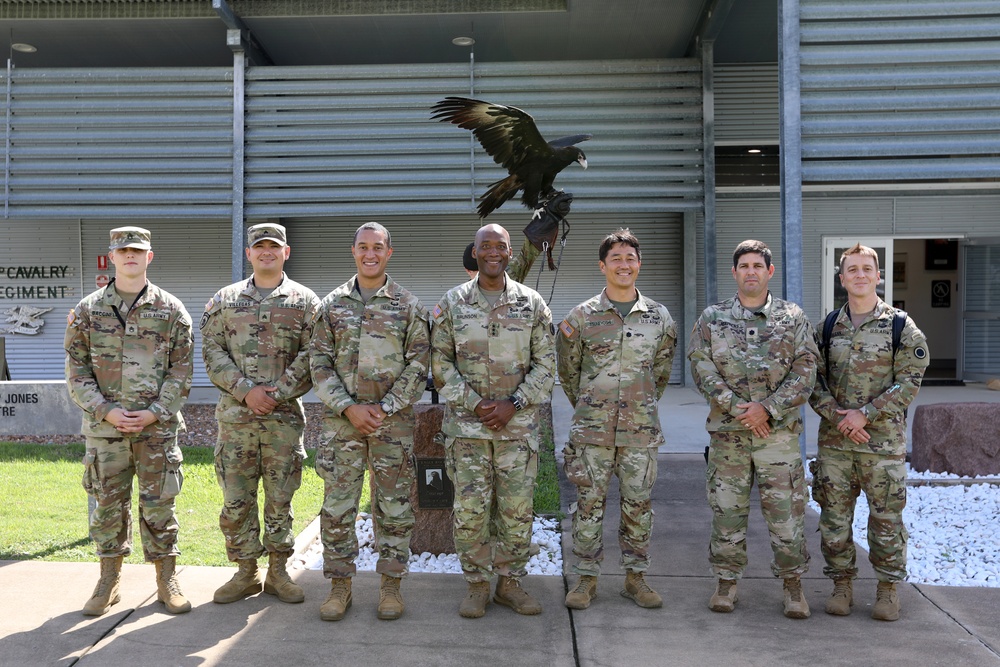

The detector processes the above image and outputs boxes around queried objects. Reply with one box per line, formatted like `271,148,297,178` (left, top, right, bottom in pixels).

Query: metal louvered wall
1,67,233,218
244,59,703,219
714,64,779,145
799,0,1000,183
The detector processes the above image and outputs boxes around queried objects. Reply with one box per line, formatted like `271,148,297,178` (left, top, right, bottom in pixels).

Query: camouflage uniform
557,289,676,576
809,300,929,583
66,280,193,560
431,278,555,582
201,274,320,561
311,275,429,578
688,293,817,579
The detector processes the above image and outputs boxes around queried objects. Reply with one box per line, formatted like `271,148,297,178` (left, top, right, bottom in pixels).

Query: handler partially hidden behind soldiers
66,226,194,616
809,243,928,621
688,239,818,619
201,222,320,606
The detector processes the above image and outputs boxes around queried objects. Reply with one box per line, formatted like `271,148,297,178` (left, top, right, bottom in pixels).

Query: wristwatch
510,395,526,412
379,400,393,417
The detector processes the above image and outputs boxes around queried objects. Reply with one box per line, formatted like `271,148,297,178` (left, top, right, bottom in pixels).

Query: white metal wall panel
80,220,232,388
0,220,81,379
283,214,686,382
714,64,779,145
244,59,703,219
799,1,1000,183
1,68,234,218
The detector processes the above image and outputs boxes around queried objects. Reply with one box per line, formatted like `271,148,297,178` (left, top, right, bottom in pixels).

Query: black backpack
819,307,906,381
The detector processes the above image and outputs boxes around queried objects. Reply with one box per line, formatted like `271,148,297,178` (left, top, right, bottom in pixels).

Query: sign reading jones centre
0,381,81,435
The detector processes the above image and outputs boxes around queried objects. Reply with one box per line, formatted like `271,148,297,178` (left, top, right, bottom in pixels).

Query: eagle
431,96,591,218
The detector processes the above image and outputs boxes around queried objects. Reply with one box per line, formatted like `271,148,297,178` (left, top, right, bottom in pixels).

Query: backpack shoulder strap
891,309,907,358
821,309,839,379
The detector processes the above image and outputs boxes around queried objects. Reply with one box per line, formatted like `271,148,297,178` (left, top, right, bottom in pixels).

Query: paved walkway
2,384,999,666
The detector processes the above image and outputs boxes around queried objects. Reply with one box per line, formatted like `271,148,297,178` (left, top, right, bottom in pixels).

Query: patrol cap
247,223,287,247
109,226,152,250
463,242,478,272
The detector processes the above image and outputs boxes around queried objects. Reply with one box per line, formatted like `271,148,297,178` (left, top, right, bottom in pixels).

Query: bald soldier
202,223,320,605
810,243,929,621
66,226,194,616
431,223,555,619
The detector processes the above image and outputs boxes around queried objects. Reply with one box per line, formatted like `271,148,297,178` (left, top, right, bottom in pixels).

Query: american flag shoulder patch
432,304,443,319
559,319,576,338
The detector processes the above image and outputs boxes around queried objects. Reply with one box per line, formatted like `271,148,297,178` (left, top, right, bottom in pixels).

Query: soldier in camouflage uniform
557,229,676,611
65,226,194,617
201,223,320,606
431,223,555,619
809,243,929,621
310,222,430,622
688,239,817,619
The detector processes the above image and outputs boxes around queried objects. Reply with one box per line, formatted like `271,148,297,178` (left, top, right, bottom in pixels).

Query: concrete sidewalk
2,382,999,666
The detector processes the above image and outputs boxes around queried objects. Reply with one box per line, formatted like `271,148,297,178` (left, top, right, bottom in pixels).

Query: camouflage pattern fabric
201,274,319,561
706,430,809,579
810,450,908,583
507,239,540,285
430,278,555,443
66,280,194,438
213,420,305,560
310,275,429,578
445,437,537,582
810,299,929,456
557,288,676,448
688,293,818,433
316,415,415,577
66,280,193,561
809,299,926,583
565,443,658,576
82,435,184,560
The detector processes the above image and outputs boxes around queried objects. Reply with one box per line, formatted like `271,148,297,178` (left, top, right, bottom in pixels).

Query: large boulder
911,402,1000,476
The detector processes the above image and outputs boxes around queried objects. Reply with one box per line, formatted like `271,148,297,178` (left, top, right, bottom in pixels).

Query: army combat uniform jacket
809,299,929,456
201,275,320,424
65,280,193,438
310,275,430,429
689,293,818,433
557,289,677,448
431,277,555,444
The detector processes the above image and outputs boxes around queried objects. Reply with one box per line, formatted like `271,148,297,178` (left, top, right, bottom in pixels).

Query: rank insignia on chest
488,322,500,337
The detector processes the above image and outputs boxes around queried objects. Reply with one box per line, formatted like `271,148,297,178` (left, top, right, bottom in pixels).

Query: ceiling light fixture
452,36,475,47
747,148,761,154
11,43,36,53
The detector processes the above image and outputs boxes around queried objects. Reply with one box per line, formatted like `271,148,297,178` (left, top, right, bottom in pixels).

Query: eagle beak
578,157,588,169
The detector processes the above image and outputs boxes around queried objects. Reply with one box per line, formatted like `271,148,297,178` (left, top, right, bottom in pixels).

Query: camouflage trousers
565,442,658,576
706,430,809,579
82,435,183,561
316,413,415,578
446,437,537,582
812,447,908,583
214,419,305,561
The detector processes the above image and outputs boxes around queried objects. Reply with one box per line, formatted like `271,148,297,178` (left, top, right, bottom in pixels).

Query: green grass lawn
0,421,559,565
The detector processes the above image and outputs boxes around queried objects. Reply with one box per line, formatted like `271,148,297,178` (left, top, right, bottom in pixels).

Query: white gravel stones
806,461,1000,588
293,515,563,576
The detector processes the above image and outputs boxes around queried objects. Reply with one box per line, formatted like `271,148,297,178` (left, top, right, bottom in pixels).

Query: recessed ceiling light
11,43,37,53
747,148,761,154
452,37,475,47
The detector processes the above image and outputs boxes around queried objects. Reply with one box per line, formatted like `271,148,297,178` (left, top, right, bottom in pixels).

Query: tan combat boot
782,576,810,619
377,574,405,620
871,581,900,621
154,556,191,614
621,570,662,609
214,559,263,604
565,575,597,610
709,578,738,613
459,581,491,618
825,577,853,616
264,552,304,603
82,555,123,616
494,575,542,615
319,577,352,621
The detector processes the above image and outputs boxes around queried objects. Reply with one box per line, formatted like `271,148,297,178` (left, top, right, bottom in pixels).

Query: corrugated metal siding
1,68,234,218
80,220,232,388
244,59,703,219
714,64,779,145
714,197,783,303
799,0,1000,182
284,214,686,382
0,220,81,379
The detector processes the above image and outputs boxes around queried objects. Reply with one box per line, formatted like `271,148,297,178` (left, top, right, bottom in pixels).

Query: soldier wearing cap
310,221,430,622
66,226,194,616
202,222,320,605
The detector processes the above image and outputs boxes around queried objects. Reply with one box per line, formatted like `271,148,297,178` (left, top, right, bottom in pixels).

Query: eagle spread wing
432,96,590,218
